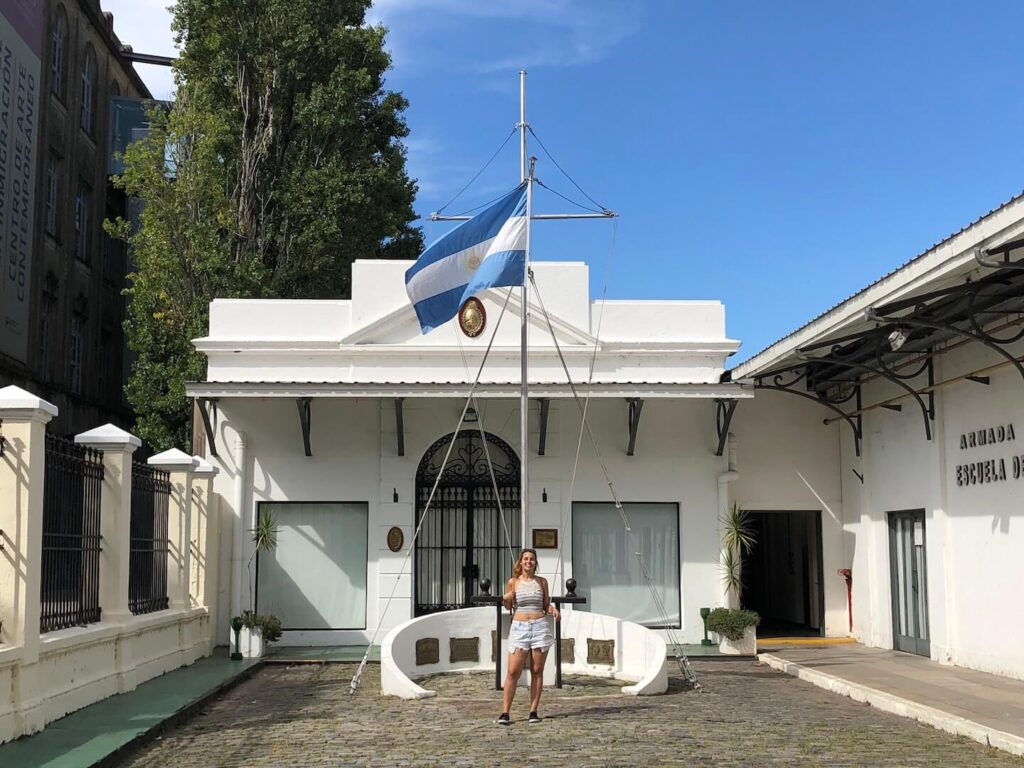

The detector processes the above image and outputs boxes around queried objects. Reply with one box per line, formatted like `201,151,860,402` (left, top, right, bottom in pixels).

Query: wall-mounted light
393,487,399,503
887,328,908,352
463,407,478,424
542,488,548,503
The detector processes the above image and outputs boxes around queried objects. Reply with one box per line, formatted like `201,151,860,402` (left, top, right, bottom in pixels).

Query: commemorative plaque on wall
387,526,404,552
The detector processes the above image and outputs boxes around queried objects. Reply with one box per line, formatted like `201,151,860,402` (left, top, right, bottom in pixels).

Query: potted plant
715,503,760,654
706,607,761,655
237,611,283,658
236,508,283,658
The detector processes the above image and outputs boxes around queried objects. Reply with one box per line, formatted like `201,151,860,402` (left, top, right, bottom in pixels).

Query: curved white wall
381,607,668,699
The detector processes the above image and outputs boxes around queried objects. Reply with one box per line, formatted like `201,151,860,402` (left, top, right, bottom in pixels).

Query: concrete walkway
759,643,1024,757
0,650,261,768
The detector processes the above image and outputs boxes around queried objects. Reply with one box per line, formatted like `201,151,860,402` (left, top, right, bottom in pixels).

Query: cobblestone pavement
117,660,1023,767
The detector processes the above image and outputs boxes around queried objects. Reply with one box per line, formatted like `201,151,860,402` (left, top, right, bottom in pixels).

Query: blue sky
110,0,1024,363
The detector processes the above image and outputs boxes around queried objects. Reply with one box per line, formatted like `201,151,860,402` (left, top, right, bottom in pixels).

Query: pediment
341,289,597,349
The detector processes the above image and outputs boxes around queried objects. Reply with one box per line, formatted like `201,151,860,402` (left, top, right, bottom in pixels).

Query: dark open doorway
741,510,824,637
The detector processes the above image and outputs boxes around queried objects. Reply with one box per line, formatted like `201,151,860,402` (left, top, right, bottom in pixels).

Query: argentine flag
405,183,528,333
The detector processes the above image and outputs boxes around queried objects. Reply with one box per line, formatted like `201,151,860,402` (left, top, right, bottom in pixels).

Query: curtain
572,502,680,627
256,502,368,629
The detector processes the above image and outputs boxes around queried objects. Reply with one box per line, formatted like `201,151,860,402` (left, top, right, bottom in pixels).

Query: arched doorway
414,430,521,615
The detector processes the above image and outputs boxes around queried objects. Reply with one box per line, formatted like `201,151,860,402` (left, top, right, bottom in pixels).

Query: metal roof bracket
538,398,550,456
626,398,644,456
197,398,219,458
296,397,312,457
395,398,405,457
795,350,932,442
715,399,737,457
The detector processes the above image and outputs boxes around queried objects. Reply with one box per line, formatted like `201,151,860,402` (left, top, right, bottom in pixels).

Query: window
80,47,96,135
255,502,368,629
38,276,58,379
74,180,91,262
69,311,85,395
98,327,113,400
44,154,59,236
50,7,67,100
572,502,681,627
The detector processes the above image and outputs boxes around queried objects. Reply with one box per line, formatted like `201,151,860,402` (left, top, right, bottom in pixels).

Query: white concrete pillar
148,449,199,610
75,424,141,622
0,387,57,739
190,458,219,611
0,386,57,656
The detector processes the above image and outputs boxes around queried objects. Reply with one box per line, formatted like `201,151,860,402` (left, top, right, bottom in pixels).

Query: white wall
837,335,1024,680
731,390,847,636
208,395,735,646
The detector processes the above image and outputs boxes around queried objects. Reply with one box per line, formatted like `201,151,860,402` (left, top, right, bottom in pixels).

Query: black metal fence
129,462,171,615
40,434,104,632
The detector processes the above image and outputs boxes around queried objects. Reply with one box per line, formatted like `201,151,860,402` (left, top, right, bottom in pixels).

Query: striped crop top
514,579,545,613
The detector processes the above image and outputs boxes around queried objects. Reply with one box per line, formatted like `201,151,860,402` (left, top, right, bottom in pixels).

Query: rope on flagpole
529,271,701,691
349,287,517,696
434,126,518,215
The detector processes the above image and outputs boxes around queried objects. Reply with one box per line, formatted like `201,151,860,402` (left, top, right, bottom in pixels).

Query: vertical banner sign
0,0,42,364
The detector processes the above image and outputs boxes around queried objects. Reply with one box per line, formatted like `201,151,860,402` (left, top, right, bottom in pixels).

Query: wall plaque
587,638,615,665
560,638,575,664
450,637,479,663
532,528,558,549
387,526,404,552
415,637,439,666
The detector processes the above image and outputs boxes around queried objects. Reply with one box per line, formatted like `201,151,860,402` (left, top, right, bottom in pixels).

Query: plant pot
233,625,264,658
718,626,757,656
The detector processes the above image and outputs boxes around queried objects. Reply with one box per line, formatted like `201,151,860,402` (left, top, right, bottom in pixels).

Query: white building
731,191,1024,680
188,193,1024,681
187,260,767,648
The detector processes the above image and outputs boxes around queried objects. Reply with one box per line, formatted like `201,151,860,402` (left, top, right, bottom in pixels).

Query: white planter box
232,625,264,658
718,626,757,656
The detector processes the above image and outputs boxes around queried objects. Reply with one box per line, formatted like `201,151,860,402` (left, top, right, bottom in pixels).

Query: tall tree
110,0,422,449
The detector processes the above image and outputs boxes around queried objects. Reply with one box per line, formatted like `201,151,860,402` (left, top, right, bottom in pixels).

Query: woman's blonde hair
512,548,538,579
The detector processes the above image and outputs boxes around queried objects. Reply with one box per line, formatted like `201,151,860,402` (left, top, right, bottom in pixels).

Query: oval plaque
458,297,486,338
387,526,404,552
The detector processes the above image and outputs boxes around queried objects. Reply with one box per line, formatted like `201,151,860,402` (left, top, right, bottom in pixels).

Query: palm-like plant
720,503,756,603
247,508,278,611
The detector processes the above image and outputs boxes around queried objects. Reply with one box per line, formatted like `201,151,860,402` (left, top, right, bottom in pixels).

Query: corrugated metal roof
729,188,1024,374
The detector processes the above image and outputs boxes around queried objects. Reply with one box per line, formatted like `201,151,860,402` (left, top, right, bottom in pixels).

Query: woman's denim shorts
508,617,554,652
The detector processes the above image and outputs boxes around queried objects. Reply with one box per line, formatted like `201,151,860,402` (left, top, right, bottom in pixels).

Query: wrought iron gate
414,430,520,615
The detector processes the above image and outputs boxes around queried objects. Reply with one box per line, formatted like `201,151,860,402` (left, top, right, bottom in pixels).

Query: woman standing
497,548,560,725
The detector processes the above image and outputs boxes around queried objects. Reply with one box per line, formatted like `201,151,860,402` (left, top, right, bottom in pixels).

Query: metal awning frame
744,263,1024,455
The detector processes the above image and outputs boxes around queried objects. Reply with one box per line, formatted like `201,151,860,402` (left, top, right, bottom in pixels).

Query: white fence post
148,449,198,610
75,424,141,623
0,385,57,739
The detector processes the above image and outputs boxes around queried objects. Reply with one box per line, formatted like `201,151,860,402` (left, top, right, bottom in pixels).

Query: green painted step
0,649,259,768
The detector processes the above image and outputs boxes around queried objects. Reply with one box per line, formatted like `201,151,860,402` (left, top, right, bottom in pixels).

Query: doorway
413,430,521,615
887,509,930,656
741,510,824,637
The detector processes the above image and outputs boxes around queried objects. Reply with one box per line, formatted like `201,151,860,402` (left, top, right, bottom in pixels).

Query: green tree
110,0,422,449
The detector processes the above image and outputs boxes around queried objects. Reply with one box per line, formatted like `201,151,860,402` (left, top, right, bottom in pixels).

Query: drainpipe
718,434,739,609
231,430,248,622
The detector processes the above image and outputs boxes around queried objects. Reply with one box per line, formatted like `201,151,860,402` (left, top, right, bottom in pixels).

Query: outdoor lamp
888,328,908,352
464,407,478,423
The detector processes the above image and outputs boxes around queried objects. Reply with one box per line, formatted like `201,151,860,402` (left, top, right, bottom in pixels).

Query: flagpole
519,69,530,553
